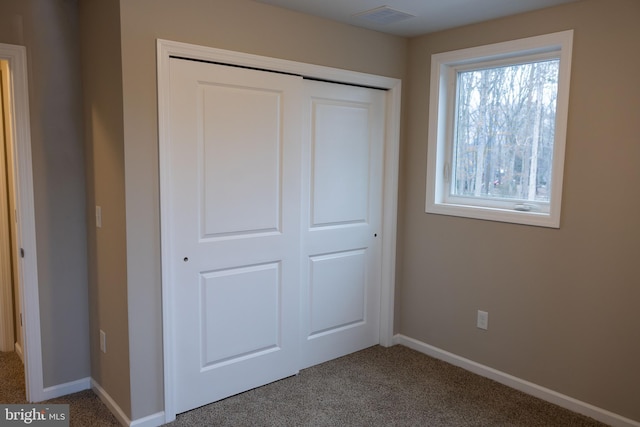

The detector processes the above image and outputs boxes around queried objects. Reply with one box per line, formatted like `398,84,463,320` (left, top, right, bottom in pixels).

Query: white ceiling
256,0,581,37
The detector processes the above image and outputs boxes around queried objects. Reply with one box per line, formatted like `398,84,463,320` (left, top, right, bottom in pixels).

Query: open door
0,62,16,353
0,43,43,403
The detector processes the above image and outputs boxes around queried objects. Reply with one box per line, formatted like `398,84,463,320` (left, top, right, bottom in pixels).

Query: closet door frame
156,39,401,424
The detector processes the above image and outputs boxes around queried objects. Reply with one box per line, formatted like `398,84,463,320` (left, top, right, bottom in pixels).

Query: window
426,31,573,228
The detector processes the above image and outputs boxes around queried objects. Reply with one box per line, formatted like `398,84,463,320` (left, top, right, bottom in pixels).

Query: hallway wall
0,0,90,388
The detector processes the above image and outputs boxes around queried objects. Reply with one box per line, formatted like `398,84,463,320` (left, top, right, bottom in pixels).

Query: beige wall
400,0,640,421
78,0,131,418
118,0,407,419
3,0,637,424
0,0,90,387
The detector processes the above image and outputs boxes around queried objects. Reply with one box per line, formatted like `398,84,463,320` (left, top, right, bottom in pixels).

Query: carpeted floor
0,351,119,426
1,346,607,426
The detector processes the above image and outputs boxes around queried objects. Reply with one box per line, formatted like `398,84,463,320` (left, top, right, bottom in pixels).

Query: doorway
158,40,401,423
0,43,43,403
0,59,20,356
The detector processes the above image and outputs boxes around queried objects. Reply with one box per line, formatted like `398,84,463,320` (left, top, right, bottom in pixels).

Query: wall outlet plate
477,310,488,330
96,206,102,228
100,329,107,353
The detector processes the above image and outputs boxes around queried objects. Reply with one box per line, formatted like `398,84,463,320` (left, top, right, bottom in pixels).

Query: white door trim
157,38,401,423
0,43,43,402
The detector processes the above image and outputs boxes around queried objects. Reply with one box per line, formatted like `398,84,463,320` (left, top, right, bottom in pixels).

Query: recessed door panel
201,263,280,367
311,101,369,227
309,250,366,336
200,84,281,237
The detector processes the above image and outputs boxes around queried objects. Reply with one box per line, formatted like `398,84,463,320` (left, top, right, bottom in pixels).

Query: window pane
452,59,559,202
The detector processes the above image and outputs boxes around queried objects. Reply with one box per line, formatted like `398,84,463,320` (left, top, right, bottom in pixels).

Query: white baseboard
91,379,164,427
41,376,91,401
14,342,23,362
129,411,166,427
91,379,130,426
394,334,640,427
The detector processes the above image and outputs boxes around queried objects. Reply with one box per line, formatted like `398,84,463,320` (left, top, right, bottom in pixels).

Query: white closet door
300,80,385,369
167,58,303,414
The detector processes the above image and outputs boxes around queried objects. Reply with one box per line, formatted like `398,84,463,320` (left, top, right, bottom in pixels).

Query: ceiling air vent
353,5,416,25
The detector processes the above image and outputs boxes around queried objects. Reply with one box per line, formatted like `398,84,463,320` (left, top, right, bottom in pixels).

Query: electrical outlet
96,206,102,228
100,330,107,353
477,310,488,330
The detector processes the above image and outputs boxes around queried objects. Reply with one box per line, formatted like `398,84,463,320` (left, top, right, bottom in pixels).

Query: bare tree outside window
452,59,559,202
426,31,573,228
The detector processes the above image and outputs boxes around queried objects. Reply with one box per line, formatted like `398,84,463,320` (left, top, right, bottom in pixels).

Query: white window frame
425,30,573,228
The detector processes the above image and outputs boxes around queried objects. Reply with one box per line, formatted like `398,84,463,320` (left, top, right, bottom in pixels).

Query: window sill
426,202,560,228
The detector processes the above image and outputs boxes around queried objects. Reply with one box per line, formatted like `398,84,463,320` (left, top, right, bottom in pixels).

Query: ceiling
256,0,581,37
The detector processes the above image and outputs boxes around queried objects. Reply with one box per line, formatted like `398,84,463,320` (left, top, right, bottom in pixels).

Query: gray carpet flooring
1,346,607,426
0,351,119,426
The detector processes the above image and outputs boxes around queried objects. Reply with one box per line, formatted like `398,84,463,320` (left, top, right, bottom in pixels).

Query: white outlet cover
100,330,107,353
477,310,489,330
96,206,102,228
